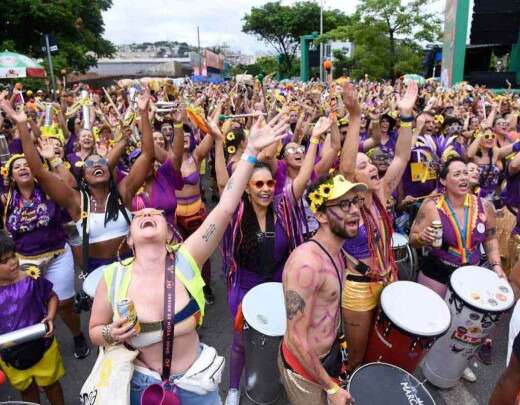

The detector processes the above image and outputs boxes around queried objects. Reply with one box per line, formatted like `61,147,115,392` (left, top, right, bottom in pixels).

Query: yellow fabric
410,162,436,182
341,278,384,312
199,158,206,175
17,248,65,267
176,198,203,217
0,338,65,391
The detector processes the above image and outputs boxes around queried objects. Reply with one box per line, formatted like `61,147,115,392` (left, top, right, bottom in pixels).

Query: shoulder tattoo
285,290,306,321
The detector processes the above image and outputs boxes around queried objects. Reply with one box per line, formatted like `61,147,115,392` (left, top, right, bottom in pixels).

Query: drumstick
412,193,443,202
102,87,124,122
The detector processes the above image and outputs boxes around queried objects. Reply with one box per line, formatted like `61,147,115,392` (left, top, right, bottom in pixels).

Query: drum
392,233,417,281
82,265,109,298
348,362,435,405
364,281,451,373
242,282,286,405
422,265,515,388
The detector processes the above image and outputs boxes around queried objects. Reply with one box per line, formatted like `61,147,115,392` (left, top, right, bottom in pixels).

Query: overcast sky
102,0,446,54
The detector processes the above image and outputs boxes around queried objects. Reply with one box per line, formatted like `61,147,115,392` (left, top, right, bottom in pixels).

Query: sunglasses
325,196,365,212
84,157,108,168
132,208,164,218
250,179,276,189
285,146,305,155
483,133,496,140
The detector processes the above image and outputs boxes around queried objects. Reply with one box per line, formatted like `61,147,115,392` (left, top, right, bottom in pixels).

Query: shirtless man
278,174,367,405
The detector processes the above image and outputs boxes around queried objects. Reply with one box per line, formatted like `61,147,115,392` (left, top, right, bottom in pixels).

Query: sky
102,0,446,54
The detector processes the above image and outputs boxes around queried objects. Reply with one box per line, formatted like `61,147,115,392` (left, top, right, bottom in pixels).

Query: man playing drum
278,174,367,405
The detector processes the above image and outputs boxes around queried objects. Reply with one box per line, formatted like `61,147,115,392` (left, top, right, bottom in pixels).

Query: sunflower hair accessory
227,145,237,154
226,132,236,142
307,174,368,213
26,266,41,280
1,154,25,179
434,115,444,124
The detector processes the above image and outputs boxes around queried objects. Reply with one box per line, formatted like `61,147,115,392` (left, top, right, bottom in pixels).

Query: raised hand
342,83,360,116
37,138,57,160
246,113,289,154
137,86,151,111
397,81,419,115
312,116,332,139
0,99,27,123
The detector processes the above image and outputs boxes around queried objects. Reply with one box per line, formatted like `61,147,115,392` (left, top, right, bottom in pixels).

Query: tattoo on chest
285,290,306,320
202,223,216,242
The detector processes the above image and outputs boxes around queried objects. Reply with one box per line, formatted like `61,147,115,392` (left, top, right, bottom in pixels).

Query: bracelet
241,153,258,166
325,384,340,396
310,137,320,145
400,122,413,129
174,122,183,129
400,115,414,123
50,158,63,169
101,324,117,345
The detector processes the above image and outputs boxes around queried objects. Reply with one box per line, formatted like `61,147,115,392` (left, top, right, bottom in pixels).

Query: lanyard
162,254,176,381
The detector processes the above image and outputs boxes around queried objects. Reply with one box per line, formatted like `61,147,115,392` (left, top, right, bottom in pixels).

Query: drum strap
308,239,344,293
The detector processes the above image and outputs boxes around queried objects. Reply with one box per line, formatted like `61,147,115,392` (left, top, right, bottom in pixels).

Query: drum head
83,266,108,298
450,266,514,313
392,233,408,248
381,281,451,336
242,282,286,337
348,362,435,405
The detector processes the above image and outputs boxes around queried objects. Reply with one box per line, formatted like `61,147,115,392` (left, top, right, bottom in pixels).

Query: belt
345,274,372,283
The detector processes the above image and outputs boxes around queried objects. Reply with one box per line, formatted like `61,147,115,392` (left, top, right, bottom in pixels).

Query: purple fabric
428,197,486,266
401,147,438,198
8,138,22,154
64,132,77,156
66,152,82,178
504,172,520,235
131,159,184,226
343,224,375,260
0,275,53,334
5,185,66,256
274,159,318,197
478,163,501,199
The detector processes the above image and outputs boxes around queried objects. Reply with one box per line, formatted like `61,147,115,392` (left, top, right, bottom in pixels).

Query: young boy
0,233,65,404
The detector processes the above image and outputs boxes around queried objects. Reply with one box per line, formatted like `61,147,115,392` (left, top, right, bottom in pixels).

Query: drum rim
375,309,449,340
449,267,514,314
381,281,451,336
347,361,436,403
82,265,109,297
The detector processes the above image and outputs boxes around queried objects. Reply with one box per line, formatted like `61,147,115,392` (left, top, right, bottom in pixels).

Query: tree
321,0,441,80
0,0,115,74
242,1,350,74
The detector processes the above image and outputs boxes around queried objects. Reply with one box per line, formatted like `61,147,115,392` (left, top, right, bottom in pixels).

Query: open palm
396,81,419,114
247,113,288,153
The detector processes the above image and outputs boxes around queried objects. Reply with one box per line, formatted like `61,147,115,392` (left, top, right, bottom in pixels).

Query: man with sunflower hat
279,173,367,405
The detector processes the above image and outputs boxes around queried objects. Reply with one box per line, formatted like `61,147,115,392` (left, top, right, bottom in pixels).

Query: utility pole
44,34,57,100
319,0,324,82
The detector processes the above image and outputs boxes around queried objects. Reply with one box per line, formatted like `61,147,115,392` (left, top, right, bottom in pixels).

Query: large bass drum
242,282,286,405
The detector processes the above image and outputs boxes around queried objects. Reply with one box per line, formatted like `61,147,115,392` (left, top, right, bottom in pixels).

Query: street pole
319,0,323,82
44,34,57,100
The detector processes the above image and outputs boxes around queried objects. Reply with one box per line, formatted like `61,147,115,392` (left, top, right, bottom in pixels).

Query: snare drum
364,281,451,373
242,282,286,405
82,265,109,298
348,362,435,405
392,233,417,281
423,265,514,388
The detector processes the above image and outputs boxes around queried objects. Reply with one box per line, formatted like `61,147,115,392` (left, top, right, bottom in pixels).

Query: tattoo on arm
202,223,216,243
285,290,306,320
485,227,497,239
226,177,234,191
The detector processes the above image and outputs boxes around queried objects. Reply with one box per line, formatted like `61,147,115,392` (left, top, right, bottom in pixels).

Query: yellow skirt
0,338,65,391
341,279,384,312
176,198,203,218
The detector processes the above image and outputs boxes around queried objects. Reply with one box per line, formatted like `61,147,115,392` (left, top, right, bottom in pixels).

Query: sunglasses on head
84,157,108,168
285,146,305,155
250,179,276,189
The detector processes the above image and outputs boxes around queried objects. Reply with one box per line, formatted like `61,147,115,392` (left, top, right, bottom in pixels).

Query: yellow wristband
310,137,320,145
325,384,340,396
174,122,183,129
400,122,412,129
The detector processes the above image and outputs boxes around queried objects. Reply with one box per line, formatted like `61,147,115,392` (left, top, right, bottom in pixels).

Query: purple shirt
401,147,438,198
0,275,53,334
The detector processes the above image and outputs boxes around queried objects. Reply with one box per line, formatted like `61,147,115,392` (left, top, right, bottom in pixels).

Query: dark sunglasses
84,157,108,168
483,133,496,140
325,196,365,212
250,179,276,189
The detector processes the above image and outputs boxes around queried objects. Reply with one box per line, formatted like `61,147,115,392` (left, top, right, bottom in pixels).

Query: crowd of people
0,73,519,405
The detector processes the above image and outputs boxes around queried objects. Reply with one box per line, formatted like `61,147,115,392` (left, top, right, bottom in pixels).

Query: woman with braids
88,114,287,405
214,115,330,405
0,102,90,359
338,81,418,370
2,88,155,280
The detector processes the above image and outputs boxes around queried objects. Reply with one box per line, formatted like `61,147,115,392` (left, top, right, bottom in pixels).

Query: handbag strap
162,253,176,381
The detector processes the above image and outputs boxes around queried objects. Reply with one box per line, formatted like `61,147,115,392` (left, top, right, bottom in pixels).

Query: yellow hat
308,174,367,213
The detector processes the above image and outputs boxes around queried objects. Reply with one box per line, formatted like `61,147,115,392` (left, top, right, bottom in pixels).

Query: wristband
513,142,520,153
102,324,116,345
174,122,183,129
400,122,412,129
400,115,414,123
325,384,340,396
241,153,257,166
50,158,63,169
310,137,320,145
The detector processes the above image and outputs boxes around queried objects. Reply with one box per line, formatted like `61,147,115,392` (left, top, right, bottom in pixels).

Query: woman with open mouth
214,115,330,405
338,80,418,371
88,113,286,405
3,88,155,292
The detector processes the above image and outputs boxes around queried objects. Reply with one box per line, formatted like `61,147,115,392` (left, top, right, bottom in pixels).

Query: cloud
102,0,444,53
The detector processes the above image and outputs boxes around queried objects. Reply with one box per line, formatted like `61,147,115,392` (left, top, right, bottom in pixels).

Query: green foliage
242,1,350,74
0,0,115,74
230,56,298,78
321,0,441,80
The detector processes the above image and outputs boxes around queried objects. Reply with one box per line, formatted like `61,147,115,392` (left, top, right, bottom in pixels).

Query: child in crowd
0,232,65,405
